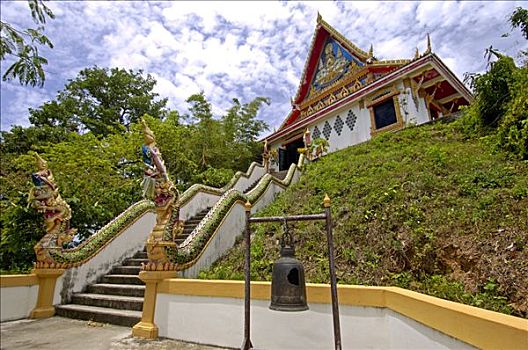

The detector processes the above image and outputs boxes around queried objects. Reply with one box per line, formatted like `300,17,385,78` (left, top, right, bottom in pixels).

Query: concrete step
271,170,288,180
101,274,143,285
185,219,203,225
70,293,143,311
87,283,145,297
243,180,260,194
134,251,148,259
123,258,149,266
111,266,141,275
55,304,141,327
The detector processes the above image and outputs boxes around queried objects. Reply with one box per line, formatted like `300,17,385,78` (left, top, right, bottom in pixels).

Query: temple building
266,14,473,171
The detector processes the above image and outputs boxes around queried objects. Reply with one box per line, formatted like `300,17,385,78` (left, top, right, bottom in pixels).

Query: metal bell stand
241,195,342,350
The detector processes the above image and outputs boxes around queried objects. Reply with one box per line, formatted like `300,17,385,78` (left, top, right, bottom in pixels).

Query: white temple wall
0,283,39,322
154,293,474,349
309,101,372,154
54,211,156,303
232,164,266,193
179,192,222,221
179,168,302,278
271,79,436,156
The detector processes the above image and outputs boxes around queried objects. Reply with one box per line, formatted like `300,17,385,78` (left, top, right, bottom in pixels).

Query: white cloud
0,82,52,130
1,0,526,133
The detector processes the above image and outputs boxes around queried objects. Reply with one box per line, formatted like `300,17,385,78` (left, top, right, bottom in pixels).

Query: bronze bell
270,221,308,312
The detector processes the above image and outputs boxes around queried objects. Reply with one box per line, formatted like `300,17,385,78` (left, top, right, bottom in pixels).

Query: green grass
199,119,528,317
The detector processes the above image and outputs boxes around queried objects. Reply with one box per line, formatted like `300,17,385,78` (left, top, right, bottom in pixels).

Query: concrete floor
1,317,229,350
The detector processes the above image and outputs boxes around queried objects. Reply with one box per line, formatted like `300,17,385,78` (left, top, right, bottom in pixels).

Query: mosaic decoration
322,120,332,140
311,38,364,93
346,109,358,131
334,115,344,136
312,125,321,139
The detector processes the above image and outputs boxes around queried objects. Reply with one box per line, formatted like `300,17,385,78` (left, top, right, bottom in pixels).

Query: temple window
367,86,404,136
373,99,398,129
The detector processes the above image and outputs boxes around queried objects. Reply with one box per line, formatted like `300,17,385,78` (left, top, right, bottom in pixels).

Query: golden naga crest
29,153,77,266
140,119,181,269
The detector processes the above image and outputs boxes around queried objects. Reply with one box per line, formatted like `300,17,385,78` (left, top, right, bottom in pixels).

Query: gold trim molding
0,274,39,287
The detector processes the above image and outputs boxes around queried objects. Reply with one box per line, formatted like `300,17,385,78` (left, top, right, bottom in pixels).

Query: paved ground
0,317,230,350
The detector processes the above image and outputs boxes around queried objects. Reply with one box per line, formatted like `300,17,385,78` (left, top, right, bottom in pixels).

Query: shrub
497,66,528,159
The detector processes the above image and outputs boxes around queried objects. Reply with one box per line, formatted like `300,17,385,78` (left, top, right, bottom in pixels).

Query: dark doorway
279,137,304,171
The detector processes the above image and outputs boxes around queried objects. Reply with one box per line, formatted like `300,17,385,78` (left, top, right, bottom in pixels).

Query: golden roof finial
317,12,322,24
323,193,331,208
244,200,252,211
368,44,374,58
414,47,420,59
425,33,432,54
34,152,48,170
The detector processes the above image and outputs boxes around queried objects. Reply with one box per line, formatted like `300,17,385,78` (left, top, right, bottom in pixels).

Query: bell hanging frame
241,195,342,350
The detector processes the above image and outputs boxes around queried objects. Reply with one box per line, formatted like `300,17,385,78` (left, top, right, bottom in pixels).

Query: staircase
175,207,211,245
243,178,261,194
55,249,147,327
271,170,288,180
175,175,267,245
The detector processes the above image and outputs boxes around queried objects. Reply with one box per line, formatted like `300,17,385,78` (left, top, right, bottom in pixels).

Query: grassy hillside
199,120,528,317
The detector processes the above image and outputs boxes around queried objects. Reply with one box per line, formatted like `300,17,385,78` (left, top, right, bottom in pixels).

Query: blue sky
1,1,526,133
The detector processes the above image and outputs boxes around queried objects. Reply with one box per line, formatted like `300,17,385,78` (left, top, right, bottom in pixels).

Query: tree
29,67,168,136
509,7,528,40
1,131,144,272
185,92,225,169
221,97,269,170
459,7,528,159
0,0,55,87
1,86,270,271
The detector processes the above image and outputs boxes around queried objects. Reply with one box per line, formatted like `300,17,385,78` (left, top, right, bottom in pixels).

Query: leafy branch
0,0,55,87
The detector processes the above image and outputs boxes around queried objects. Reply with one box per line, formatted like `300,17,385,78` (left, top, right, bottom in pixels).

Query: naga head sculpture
141,118,156,145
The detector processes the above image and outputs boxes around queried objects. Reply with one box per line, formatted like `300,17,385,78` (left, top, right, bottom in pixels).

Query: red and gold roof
267,15,472,144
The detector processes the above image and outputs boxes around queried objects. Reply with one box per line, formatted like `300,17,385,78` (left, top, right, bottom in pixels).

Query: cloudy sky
1,1,526,133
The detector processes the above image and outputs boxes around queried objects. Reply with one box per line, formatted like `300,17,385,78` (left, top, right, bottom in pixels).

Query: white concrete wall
0,285,39,322
179,164,265,222
179,204,246,278
386,310,474,349
179,168,302,278
55,211,156,303
232,165,266,193
179,192,222,221
154,295,474,349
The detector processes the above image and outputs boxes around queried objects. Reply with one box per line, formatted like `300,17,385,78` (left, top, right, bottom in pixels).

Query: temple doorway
278,137,304,171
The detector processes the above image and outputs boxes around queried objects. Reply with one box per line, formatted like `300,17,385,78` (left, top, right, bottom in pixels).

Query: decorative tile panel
334,115,344,136
312,125,321,139
346,110,358,131
322,120,332,140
